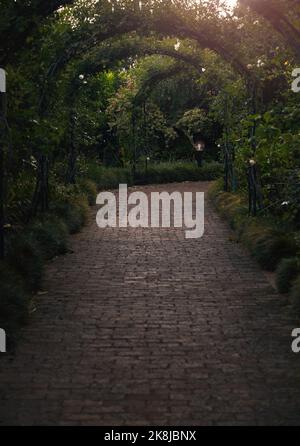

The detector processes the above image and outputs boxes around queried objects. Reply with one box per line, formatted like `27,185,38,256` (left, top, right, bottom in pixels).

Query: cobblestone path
1,182,300,425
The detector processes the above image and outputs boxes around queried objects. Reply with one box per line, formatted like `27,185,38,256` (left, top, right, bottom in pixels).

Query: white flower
257,59,265,68
281,201,290,206
174,40,181,51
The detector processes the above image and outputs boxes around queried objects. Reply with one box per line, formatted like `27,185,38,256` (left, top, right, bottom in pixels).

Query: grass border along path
208,180,300,317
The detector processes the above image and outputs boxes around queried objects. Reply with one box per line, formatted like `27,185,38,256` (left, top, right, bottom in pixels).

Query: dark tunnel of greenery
1,0,300,338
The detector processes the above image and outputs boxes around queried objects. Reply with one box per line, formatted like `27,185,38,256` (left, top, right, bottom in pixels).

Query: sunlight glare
224,0,237,8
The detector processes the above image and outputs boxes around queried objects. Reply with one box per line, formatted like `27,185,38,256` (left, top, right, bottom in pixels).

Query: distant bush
276,258,300,294
85,164,133,190
85,161,222,190
135,161,223,185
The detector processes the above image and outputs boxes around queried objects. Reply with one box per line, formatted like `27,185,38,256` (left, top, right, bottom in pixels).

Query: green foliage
51,195,89,234
77,179,98,205
69,195,90,227
135,161,223,185
276,258,300,294
27,217,69,260
6,170,35,224
252,232,297,271
176,108,213,141
0,263,30,344
291,276,300,311
51,201,84,234
4,0,300,339
209,182,298,272
208,181,248,232
1,187,92,345
85,164,133,190
7,234,44,292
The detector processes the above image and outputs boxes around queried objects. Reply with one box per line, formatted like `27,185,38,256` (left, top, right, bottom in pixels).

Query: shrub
27,217,69,260
208,178,224,200
7,234,44,291
85,161,222,189
209,182,249,233
209,181,298,272
0,263,30,343
51,194,89,234
51,201,83,234
252,232,297,271
135,161,223,185
276,258,300,294
50,181,78,205
86,164,133,190
6,171,35,224
195,161,223,181
84,163,106,185
1,184,93,348
101,168,133,189
240,221,271,248
70,195,89,225
291,275,300,311
78,179,98,206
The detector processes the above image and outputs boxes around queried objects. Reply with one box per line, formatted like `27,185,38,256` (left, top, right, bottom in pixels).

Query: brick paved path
1,182,300,426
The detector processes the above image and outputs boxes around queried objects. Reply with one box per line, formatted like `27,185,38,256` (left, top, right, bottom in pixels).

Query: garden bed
208,180,300,314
